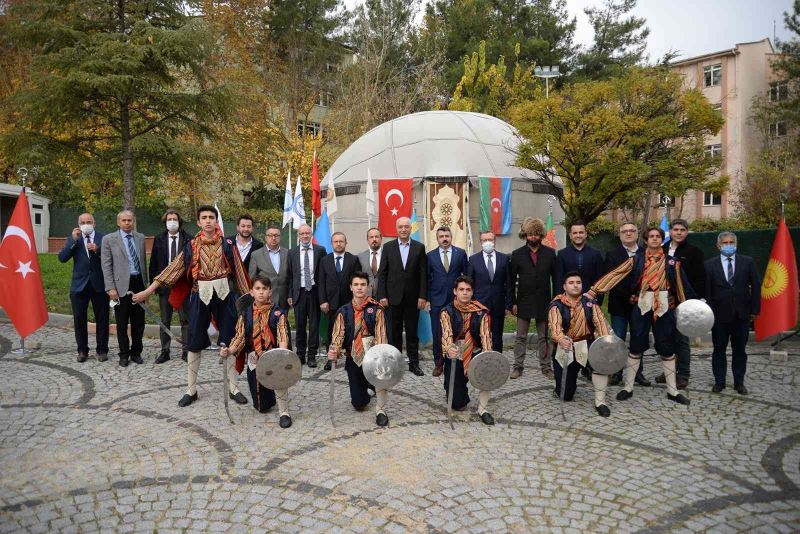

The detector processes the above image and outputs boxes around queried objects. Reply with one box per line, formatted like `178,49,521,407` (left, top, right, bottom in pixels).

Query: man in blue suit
58,213,109,363
427,226,468,376
467,231,511,353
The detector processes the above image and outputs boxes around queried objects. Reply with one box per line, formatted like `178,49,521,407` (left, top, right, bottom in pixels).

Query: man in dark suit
227,213,263,271
357,227,383,297
249,225,289,308
149,208,192,364
510,217,557,379
604,222,650,386
377,216,428,376
657,218,705,389
705,231,761,395
287,224,326,368
467,231,512,354
58,212,109,363
427,226,468,376
319,231,362,370
554,221,605,299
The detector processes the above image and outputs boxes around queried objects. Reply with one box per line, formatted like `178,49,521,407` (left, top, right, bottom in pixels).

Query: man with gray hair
704,232,761,395
101,210,148,367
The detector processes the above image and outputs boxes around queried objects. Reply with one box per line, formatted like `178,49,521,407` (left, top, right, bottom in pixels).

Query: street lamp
534,65,561,98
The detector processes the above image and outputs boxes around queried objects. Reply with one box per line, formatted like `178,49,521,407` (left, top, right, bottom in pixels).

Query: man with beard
228,214,263,272
357,227,383,297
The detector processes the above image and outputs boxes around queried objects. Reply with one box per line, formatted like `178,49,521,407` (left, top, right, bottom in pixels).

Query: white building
0,184,51,253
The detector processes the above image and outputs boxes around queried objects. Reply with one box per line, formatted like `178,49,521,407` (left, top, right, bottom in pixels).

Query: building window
769,122,787,137
34,213,41,225
770,81,789,102
297,120,322,137
703,192,722,206
317,91,332,107
703,64,722,87
705,144,722,159
658,194,675,207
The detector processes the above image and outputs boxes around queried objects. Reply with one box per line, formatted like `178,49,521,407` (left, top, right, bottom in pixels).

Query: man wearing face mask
58,213,109,363
149,209,192,363
467,231,512,353
509,217,557,379
704,232,761,395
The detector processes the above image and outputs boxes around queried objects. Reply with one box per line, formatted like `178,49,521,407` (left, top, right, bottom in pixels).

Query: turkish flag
378,178,413,236
311,151,322,218
755,218,798,340
0,191,48,337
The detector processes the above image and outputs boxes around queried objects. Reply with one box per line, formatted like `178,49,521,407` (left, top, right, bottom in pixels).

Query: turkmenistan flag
542,211,558,249
479,176,512,235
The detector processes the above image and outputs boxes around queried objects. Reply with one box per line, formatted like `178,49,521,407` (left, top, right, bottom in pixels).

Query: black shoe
355,404,369,412
734,384,748,395
307,358,317,368
230,391,248,405
119,358,130,368
97,353,108,362
480,412,495,426
178,392,197,407
676,376,689,390
667,393,691,405
130,354,144,365
409,364,424,376
616,389,633,401
181,352,188,362
635,375,651,387
77,351,88,363
712,383,726,393
608,373,622,386
298,355,306,365
154,353,170,364
323,360,332,371
595,404,611,417
279,415,292,428
376,413,389,427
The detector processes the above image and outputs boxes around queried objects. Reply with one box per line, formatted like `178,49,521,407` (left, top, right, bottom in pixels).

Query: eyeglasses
620,229,636,233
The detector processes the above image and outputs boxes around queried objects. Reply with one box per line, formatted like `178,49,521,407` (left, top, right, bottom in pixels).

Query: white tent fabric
321,111,539,185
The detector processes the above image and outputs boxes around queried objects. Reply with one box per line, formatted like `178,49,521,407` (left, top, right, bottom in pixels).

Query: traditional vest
442,303,486,355
548,296,596,342
630,250,691,305
242,304,291,354
341,301,379,356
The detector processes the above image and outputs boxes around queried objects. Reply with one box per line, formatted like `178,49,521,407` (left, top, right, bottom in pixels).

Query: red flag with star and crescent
378,178,413,236
0,190,48,337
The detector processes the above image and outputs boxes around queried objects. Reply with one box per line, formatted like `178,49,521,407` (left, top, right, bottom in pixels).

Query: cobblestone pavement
1,323,799,533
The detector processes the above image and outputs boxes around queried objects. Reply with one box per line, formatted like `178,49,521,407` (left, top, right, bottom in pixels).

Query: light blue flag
660,213,671,244
410,209,433,346
313,209,333,253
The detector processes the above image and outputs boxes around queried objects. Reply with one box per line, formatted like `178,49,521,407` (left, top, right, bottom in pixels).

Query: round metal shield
362,344,405,390
468,351,510,392
676,299,715,337
587,335,628,375
256,348,302,390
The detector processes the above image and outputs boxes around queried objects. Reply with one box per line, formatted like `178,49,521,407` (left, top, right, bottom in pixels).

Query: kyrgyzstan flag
311,150,322,219
479,176,512,235
0,190,48,337
378,178,413,236
755,218,798,340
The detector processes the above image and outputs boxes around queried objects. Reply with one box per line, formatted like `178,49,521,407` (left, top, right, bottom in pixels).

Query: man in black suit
319,232,362,370
149,208,192,364
287,224,327,368
58,212,109,363
228,214,263,271
657,218,705,389
510,217,557,379
377,216,428,376
705,231,761,395
554,221,605,300
604,222,650,386
467,231,511,353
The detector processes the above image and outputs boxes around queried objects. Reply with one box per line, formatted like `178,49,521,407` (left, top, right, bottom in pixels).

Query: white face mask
481,241,495,254
165,220,179,232
80,224,94,236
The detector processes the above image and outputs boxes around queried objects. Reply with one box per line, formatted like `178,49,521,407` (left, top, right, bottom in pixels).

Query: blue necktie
126,234,142,274
336,256,342,273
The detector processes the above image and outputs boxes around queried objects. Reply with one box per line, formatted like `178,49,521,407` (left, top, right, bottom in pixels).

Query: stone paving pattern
0,323,799,533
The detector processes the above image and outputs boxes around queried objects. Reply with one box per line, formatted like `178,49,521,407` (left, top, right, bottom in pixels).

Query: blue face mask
720,244,736,257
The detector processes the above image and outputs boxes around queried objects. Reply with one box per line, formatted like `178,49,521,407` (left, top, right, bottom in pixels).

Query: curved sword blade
329,358,337,427
446,358,456,430
219,343,235,425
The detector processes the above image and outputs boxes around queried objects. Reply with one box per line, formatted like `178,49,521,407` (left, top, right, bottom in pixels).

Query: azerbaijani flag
542,211,558,249
479,176,512,235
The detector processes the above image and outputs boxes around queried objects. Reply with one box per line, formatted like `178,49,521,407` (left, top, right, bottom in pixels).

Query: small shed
0,184,51,253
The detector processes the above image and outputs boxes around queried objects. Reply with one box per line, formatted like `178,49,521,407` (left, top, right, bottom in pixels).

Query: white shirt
333,253,345,271
668,241,679,257
82,230,96,258
439,247,452,268
299,242,315,287
367,248,382,272
399,240,410,268
624,244,639,258
167,231,180,263
720,254,736,279
268,247,281,273
236,237,253,262
483,250,496,270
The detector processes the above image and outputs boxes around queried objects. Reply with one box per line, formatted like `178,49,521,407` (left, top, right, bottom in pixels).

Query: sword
126,292,185,345
559,348,573,422
329,356,337,427
446,355,456,430
219,343,235,425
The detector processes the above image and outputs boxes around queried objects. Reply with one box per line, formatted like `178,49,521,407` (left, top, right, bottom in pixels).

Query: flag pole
12,167,35,354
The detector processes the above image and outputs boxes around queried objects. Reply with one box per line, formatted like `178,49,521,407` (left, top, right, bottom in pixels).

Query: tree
573,0,649,81
770,0,800,132
1,0,232,212
509,68,726,226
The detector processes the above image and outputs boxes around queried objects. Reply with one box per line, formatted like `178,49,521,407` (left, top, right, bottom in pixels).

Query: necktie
303,246,311,290
170,236,177,263
336,256,342,273
125,234,141,274
371,251,378,275
487,254,494,281
86,235,92,256
443,249,449,272
727,258,733,283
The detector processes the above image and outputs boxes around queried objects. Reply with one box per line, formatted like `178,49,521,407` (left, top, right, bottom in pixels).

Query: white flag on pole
365,168,376,225
282,172,293,228
214,202,225,235
292,173,307,230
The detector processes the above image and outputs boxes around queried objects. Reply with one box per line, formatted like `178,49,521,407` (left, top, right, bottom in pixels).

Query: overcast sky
343,0,795,61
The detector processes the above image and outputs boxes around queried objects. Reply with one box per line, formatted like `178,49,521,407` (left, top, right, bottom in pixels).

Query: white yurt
321,110,565,253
